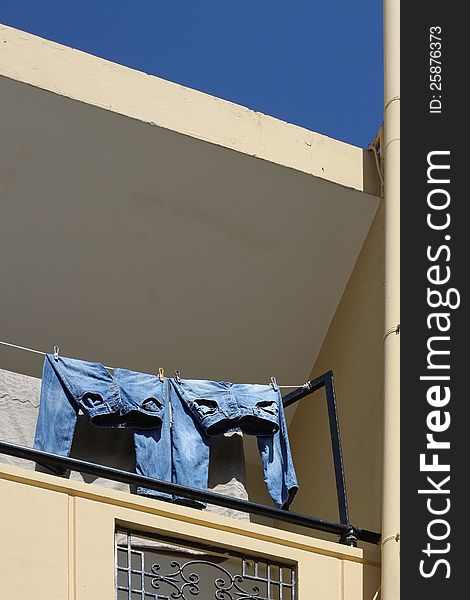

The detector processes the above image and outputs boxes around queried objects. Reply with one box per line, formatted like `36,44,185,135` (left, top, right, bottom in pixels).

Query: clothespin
175,370,181,383
158,367,165,382
53,345,60,361
270,376,278,392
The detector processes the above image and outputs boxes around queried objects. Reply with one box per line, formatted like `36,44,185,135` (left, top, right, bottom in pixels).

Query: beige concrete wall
0,208,384,600
287,203,385,594
0,462,368,599
289,203,384,532
0,25,380,196
0,478,70,597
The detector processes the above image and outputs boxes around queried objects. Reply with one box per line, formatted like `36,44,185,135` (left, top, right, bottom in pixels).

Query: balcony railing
0,370,380,547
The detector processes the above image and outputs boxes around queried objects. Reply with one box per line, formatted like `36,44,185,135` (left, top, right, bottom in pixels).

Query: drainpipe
381,0,400,598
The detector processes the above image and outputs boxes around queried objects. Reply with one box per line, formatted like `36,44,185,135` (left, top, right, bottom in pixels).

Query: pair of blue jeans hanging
169,377,298,509
33,354,171,499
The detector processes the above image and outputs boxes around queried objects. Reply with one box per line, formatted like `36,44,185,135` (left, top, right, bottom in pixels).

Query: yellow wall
289,203,384,532
0,204,384,599
0,462,369,600
0,206,384,600
287,204,385,595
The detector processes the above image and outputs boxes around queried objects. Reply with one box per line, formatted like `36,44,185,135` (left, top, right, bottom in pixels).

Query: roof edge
0,24,379,194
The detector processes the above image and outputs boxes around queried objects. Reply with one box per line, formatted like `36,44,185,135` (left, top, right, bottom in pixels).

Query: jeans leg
133,382,172,500
33,355,78,475
169,380,210,508
257,393,298,509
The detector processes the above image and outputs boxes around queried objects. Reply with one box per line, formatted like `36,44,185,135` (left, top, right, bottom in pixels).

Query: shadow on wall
286,203,385,535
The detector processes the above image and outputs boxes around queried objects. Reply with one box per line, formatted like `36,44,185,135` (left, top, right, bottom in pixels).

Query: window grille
116,529,297,600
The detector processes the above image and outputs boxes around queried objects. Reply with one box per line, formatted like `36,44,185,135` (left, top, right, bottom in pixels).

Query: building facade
0,23,387,599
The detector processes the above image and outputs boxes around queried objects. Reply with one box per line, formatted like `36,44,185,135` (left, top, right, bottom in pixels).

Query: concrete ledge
0,460,373,564
1,23,379,193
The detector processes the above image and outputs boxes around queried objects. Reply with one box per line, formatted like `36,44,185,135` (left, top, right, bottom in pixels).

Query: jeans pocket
255,399,279,417
191,398,220,419
140,397,163,413
79,392,106,411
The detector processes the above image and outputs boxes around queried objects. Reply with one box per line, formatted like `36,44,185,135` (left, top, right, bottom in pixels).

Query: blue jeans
170,378,298,509
33,354,171,498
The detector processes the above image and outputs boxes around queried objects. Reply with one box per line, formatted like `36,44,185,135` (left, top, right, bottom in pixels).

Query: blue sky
1,1,383,148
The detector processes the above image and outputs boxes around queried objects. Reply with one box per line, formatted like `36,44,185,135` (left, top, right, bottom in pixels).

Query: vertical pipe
382,0,400,598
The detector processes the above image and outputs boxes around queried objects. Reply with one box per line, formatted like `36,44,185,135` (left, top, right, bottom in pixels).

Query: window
116,529,297,599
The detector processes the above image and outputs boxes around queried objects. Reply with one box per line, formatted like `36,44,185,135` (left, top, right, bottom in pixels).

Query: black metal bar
282,370,349,526
0,440,380,545
324,373,349,526
282,371,331,408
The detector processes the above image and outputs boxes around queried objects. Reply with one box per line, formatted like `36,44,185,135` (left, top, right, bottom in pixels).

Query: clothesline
0,339,307,389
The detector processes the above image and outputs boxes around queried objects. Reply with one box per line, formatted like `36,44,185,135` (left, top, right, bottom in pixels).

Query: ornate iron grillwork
116,530,296,600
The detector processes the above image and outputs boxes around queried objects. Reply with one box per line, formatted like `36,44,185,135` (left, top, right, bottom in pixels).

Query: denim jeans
33,354,171,498
169,378,298,508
